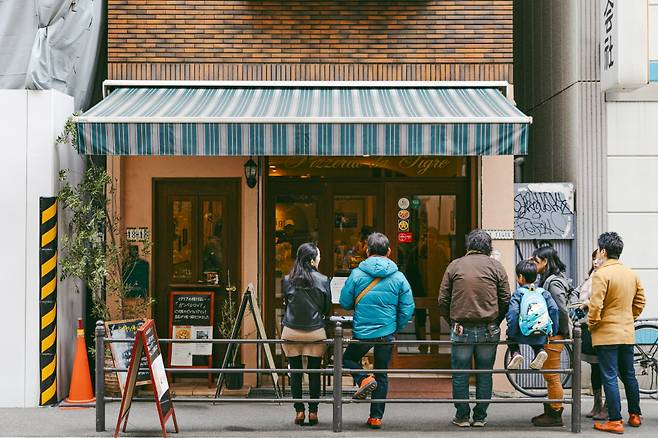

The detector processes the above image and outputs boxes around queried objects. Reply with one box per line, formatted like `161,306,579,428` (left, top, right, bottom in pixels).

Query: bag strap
355,277,382,306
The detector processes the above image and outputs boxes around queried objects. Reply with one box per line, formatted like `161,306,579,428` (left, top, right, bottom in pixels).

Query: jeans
451,324,500,421
543,336,564,410
343,335,395,419
287,355,322,413
596,345,642,421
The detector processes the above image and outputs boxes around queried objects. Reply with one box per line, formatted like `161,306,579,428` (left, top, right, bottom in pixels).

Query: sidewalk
1,398,657,437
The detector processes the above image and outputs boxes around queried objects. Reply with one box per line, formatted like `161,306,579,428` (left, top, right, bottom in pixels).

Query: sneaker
452,417,471,427
353,375,378,400
471,419,487,427
593,420,624,434
530,350,548,370
507,352,524,370
628,414,641,427
367,417,382,429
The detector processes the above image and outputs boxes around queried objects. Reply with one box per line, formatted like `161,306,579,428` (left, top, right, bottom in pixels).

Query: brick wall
108,0,513,81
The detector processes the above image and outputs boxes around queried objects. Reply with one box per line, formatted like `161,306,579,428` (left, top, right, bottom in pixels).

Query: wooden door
153,179,241,364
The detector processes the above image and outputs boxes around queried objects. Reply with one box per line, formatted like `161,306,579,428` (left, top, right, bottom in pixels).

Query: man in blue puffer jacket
339,232,415,429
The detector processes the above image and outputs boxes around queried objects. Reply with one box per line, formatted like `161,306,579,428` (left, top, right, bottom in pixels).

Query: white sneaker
530,350,548,369
507,352,524,370
471,419,487,427
452,417,471,427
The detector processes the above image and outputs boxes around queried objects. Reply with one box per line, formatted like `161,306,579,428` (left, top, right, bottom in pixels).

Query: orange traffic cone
61,319,95,407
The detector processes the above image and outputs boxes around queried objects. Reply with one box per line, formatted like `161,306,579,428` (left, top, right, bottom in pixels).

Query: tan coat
588,259,645,346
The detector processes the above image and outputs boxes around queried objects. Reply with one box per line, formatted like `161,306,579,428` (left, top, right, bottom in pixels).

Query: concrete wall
0,89,84,407
514,0,607,283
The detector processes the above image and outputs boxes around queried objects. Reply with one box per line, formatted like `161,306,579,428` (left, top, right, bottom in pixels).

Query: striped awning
75,82,531,156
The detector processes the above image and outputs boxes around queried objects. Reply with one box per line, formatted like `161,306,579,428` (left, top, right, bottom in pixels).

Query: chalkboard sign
169,291,214,367
115,319,178,438
171,292,212,326
105,319,151,392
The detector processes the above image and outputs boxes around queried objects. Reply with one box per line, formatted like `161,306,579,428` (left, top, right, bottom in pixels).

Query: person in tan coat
588,232,645,434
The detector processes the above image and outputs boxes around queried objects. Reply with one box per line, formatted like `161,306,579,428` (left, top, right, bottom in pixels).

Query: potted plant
218,285,244,390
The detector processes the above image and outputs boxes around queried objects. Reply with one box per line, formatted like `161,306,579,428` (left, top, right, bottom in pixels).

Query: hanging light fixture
244,157,258,188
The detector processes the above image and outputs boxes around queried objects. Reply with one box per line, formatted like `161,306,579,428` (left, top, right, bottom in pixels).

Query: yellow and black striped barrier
39,197,57,406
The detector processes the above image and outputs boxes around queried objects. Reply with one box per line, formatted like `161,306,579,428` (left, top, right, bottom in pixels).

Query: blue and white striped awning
75,82,531,156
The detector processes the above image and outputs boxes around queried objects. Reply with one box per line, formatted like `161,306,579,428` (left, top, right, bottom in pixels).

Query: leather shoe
593,420,624,434
294,411,305,426
628,414,641,428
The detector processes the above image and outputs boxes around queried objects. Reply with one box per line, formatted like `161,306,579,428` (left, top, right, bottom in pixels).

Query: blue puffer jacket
339,256,415,340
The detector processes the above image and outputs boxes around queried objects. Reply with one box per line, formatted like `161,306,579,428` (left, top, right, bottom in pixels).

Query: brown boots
532,403,564,427
587,389,609,420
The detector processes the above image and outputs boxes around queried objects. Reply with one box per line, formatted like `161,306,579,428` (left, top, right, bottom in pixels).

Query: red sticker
398,232,413,243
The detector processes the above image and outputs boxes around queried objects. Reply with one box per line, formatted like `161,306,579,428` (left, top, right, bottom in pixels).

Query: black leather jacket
282,271,332,331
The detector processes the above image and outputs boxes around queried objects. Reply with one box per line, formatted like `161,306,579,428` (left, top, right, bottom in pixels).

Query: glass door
386,182,469,360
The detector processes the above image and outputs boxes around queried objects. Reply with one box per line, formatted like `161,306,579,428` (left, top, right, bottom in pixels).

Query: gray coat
542,273,571,339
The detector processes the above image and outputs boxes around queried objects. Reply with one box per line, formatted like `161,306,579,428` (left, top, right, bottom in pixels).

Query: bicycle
633,319,658,395
503,343,573,397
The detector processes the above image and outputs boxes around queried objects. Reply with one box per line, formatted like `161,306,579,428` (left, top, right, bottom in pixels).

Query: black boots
532,403,564,427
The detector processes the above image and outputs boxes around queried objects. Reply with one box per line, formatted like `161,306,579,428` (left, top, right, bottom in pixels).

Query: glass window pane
172,200,193,280
397,195,457,355
201,200,225,285
333,196,377,276
273,194,319,351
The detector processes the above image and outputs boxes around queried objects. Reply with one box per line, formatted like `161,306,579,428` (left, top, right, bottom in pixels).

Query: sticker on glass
398,220,409,232
398,198,410,209
398,209,410,220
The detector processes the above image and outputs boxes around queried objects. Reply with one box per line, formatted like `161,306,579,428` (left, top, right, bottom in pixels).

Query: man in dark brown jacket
438,229,511,428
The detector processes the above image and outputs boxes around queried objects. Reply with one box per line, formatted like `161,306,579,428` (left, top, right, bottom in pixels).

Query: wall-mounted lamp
244,157,258,188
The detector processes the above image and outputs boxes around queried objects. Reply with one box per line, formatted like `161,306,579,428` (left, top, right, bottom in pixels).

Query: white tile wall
607,102,658,155
650,2,658,61
608,214,658,270
608,157,658,211
635,270,658,320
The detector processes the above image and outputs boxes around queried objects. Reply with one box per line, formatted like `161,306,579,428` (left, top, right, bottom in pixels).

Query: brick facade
108,0,513,81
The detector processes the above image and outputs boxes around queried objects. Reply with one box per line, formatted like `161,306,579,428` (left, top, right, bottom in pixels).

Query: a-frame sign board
215,283,281,398
115,319,178,438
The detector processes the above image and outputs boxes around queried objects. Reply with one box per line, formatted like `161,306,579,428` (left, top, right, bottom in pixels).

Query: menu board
168,291,214,366
105,319,151,392
115,319,177,438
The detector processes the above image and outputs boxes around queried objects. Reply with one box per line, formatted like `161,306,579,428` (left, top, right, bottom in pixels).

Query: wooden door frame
152,178,242,347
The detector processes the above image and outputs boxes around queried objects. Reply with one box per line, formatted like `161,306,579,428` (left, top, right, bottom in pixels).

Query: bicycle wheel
504,344,573,397
634,324,658,394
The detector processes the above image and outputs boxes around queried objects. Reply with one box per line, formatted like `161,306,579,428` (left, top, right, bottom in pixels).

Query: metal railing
94,321,582,433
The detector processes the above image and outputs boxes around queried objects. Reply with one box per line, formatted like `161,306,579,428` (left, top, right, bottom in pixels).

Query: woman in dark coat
281,242,331,426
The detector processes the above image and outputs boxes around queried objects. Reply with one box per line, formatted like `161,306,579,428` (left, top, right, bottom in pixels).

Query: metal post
95,321,106,432
332,323,343,433
571,325,582,433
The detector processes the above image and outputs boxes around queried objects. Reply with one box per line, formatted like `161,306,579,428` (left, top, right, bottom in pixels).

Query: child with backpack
506,260,560,370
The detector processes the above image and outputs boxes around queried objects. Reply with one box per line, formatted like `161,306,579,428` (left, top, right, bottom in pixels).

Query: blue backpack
519,285,553,336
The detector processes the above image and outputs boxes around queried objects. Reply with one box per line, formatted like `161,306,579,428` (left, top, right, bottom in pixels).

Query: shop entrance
265,157,470,373
153,179,241,368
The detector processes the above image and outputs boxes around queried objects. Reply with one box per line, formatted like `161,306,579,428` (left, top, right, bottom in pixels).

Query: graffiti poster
514,183,575,240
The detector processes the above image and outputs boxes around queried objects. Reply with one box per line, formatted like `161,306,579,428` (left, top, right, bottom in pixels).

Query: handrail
93,321,583,434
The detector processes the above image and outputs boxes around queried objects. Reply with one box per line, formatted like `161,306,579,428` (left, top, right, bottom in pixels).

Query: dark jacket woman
280,242,331,425
282,270,331,331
